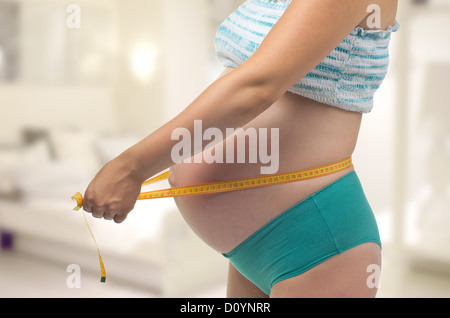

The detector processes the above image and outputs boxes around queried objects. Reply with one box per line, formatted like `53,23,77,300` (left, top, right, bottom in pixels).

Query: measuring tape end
100,276,106,283
71,192,84,212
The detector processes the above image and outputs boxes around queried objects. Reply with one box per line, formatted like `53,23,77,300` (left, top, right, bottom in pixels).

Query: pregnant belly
169,88,362,254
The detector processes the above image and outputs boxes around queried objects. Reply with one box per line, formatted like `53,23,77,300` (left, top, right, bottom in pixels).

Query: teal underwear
222,171,381,296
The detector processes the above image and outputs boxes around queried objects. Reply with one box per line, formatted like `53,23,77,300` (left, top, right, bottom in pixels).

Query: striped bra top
214,0,400,113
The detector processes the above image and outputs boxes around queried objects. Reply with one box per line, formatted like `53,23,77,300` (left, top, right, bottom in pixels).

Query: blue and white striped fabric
214,0,399,113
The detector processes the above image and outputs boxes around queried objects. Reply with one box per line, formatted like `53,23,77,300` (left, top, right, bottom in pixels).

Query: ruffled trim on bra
351,20,400,37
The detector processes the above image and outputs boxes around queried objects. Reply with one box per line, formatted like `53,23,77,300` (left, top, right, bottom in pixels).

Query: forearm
119,68,275,182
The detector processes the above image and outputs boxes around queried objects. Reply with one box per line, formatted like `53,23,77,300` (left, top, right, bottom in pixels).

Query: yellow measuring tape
71,156,352,282
71,193,106,283
138,156,353,199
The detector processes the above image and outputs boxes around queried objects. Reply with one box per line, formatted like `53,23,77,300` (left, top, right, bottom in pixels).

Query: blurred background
0,0,449,298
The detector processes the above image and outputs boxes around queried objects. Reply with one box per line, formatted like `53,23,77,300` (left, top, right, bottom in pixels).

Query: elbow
256,82,284,107
231,69,285,115
247,81,287,118
230,84,276,120
244,85,281,117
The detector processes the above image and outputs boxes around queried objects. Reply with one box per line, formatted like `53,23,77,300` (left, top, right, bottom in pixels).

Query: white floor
0,251,227,298
2,248,450,298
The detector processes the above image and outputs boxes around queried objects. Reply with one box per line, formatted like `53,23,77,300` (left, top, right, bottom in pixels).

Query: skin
83,0,398,298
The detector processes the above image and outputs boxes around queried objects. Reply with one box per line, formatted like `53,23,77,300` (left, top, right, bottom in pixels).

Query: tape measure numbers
138,156,352,199
71,156,352,282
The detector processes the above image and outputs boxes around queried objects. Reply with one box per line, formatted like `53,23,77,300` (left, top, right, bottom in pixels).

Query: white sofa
0,128,227,296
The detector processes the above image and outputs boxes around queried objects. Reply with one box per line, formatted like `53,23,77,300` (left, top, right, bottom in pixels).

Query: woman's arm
83,0,373,222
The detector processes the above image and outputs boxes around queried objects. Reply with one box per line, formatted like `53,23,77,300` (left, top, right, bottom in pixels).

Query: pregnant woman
82,0,399,297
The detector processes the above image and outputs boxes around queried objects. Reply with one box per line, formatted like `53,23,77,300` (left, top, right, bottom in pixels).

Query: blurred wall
0,0,215,144
0,0,119,144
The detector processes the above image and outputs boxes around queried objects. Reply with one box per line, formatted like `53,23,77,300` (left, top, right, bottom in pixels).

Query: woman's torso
168,0,397,254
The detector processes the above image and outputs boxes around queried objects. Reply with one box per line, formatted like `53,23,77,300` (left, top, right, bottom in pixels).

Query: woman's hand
83,153,143,223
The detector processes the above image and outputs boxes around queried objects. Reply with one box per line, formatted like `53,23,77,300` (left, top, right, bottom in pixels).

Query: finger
82,190,94,213
103,210,116,221
83,203,94,213
91,206,105,219
82,196,92,212
83,203,92,213
113,213,127,224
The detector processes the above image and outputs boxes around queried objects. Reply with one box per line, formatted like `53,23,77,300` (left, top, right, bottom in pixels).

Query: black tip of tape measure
101,276,106,283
